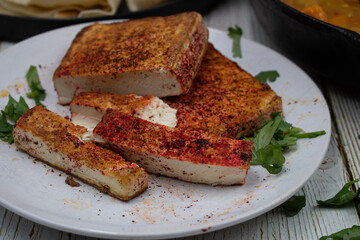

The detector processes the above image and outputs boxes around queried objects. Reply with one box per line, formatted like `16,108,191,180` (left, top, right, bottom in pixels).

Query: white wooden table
1,0,359,239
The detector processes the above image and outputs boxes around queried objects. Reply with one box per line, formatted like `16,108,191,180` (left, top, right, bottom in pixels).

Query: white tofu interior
71,96,178,131
134,97,178,128
94,134,247,186
55,70,182,104
14,129,141,198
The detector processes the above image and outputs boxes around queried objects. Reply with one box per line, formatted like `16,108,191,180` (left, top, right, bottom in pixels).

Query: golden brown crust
53,12,208,94
71,92,153,114
13,105,148,200
14,106,136,172
165,43,283,138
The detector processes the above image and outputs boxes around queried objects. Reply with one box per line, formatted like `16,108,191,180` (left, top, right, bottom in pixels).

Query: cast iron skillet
0,0,219,42
251,0,360,87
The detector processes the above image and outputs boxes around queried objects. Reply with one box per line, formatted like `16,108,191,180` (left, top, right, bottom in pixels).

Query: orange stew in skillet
281,0,360,33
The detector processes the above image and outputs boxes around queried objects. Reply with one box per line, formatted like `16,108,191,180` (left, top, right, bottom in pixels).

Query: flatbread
125,0,168,12
0,0,121,18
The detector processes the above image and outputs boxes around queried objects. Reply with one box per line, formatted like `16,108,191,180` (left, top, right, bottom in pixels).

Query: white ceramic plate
0,24,331,239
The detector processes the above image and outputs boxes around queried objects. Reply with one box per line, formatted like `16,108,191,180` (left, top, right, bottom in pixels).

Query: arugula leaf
252,144,285,174
248,113,326,174
280,194,306,217
255,70,280,83
320,225,360,240
0,66,44,144
0,95,30,144
271,137,298,147
292,130,326,139
26,65,45,105
0,112,14,143
252,113,282,150
228,25,243,58
248,113,285,174
317,179,360,207
4,95,29,122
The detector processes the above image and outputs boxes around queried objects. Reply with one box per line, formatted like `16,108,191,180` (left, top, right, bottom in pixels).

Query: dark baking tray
251,0,360,87
0,0,219,42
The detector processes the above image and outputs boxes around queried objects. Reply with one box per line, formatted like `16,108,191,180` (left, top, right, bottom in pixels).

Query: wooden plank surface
1,0,360,239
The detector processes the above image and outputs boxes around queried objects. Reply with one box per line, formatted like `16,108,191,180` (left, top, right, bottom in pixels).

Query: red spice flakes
201,227,212,232
165,43,282,138
94,112,253,168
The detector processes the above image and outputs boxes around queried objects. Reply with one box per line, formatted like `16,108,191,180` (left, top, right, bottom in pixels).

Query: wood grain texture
325,83,360,184
0,0,360,239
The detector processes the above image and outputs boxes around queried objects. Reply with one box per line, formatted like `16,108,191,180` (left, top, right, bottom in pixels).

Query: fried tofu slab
165,43,283,138
94,111,253,186
70,92,178,130
13,105,148,200
53,11,208,104
70,43,282,139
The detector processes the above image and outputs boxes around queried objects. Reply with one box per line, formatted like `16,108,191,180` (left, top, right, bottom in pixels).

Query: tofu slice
53,12,209,104
70,92,214,136
93,111,253,186
70,92,177,130
165,43,283,138
70,43,283,139
13,105,148,200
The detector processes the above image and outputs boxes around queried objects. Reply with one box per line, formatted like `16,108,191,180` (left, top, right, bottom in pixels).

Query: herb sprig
317,179,360,207
246,113,326,174
280,193,306,217
255,70,280,83
320,225,360,240
26,65,45,105
0,95,29,143
228,25,243,58
0,66,45,144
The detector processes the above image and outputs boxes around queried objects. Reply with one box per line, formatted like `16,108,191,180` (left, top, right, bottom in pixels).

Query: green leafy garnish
228,25,243,58
255,70,280,83
292,131,327,138
0,112,14,143
247,113,326,174
26,65,45,105
0,95,29,144
0,66,46,144
317,179,360,207
320,225,360,240
280,194,306,217
248,113,284,174
4,95,29,122
358,134,360,140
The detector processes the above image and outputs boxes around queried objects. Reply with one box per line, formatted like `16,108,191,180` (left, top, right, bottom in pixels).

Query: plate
0,24,331,239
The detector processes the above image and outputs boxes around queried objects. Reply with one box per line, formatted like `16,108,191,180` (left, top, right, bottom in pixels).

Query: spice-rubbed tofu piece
13,105,148,200
53,11,209,104
93,111,253,186
71,43,283,140
70,92,210,135
70,92,178,130
165,43,283,138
